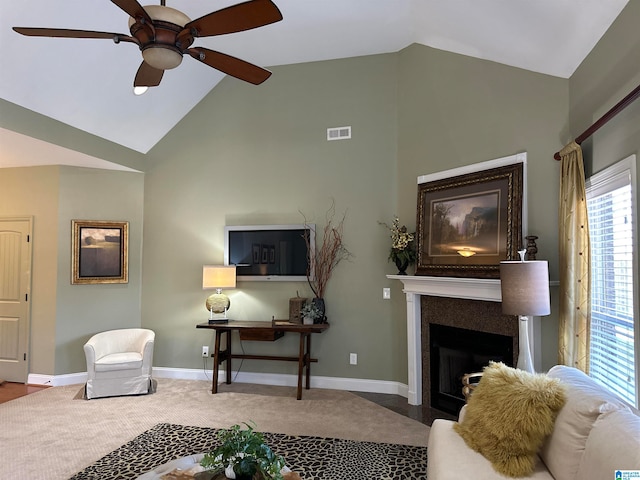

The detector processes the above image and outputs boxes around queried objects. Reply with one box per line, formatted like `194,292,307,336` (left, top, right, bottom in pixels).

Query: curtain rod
554,83,640,161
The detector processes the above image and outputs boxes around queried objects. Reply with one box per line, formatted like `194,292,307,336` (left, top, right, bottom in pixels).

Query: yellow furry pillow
453,362,566,477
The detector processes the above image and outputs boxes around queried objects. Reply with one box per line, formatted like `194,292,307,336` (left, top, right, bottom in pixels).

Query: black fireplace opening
430,323,513,415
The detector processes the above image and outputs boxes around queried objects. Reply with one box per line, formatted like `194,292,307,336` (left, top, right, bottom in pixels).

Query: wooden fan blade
187,47,271,85
13,27,138,44
111,0,153,26
184,0,282,38
134,62,164,87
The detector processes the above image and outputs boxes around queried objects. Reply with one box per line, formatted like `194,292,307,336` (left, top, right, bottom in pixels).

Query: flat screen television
224,224,315,281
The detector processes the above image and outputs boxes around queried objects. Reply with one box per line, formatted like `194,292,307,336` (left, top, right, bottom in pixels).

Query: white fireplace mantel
388,275,502,406
388,275,503,302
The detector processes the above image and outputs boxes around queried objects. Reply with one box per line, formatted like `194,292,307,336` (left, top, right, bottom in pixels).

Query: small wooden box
289,297,307,324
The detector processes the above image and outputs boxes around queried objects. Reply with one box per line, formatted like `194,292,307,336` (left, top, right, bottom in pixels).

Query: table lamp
202,265,236,324
500,251,550,373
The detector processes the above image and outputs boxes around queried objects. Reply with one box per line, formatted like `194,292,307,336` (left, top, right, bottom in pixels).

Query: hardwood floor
352,391,425,423
0,381,48,404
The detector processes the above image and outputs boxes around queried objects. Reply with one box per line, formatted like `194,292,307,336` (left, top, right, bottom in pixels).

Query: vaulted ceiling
0,0,629,168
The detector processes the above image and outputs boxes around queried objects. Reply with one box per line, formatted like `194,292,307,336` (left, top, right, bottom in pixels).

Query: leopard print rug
69,423,428,480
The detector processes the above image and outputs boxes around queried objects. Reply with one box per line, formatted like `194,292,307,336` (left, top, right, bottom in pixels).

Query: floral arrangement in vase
300,301,323,325
379,215,416,275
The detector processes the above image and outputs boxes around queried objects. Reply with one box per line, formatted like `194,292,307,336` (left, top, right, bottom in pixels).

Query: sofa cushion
454,362,566,477
429,419,555,480
576,408,640,480
541,365,630,480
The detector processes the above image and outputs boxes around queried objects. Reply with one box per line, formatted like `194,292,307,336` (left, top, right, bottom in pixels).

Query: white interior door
0,217,32,383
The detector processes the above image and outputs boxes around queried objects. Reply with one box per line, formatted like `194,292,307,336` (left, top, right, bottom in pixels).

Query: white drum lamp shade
500,260,550,373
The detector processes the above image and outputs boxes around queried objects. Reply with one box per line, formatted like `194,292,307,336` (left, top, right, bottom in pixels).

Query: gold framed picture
71,220,129,284
416,162,523,278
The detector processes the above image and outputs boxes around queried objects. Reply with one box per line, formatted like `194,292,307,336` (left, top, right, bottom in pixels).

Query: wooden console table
196,321,330,400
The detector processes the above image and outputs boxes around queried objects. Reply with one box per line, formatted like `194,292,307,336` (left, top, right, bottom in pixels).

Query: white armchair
83,328,155,400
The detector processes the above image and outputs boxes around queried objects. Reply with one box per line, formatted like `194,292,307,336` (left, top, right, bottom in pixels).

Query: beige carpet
0,379,429,480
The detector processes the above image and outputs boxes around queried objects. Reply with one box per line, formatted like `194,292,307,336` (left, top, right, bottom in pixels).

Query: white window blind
586,155,638,407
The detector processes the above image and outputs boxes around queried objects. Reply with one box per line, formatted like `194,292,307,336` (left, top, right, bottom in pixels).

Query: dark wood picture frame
416,162,523,278
71,220,129,284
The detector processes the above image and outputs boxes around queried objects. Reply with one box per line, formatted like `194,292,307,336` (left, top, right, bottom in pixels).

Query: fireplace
429,323,513,415
387,274,539,409
421,295,518,418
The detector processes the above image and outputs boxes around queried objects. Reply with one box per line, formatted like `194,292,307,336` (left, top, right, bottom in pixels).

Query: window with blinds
585,155,638,407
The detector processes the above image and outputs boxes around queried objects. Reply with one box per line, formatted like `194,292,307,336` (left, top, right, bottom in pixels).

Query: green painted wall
568,0,640,177
142,54,401,380
54,166,145,374
396,44,568,372
141,46,569,380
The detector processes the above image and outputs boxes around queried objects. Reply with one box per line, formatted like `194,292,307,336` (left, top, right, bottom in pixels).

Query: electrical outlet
350,353,357,365
383,287,391,299
202,346,209,358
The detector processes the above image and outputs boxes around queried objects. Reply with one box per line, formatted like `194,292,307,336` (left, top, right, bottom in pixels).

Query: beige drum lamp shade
500,261,550,316
203,265,236,321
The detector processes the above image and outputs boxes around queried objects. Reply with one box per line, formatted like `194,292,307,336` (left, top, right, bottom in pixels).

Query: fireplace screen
430,323,513,414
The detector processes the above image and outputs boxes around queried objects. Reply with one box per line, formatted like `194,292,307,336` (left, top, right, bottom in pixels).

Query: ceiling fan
13,0,283,88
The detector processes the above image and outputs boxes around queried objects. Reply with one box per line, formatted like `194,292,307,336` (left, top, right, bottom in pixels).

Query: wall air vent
327,126,352,141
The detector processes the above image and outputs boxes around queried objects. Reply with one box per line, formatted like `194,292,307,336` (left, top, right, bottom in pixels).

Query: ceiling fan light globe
129,5,190,71
142,47,183,70
128,5,190,28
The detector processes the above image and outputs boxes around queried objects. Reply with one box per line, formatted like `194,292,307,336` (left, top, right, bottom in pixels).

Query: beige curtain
558,141,591,372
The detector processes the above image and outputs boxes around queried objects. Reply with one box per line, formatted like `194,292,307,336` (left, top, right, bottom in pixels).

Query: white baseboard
28,368,409,398
28,372,87,387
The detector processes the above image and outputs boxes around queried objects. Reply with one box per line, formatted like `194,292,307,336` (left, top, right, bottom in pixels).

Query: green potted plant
201,422,287,480
300,301,323,325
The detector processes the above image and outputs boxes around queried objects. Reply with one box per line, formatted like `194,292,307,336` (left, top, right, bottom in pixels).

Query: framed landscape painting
71,220,129,284
416,162,523,278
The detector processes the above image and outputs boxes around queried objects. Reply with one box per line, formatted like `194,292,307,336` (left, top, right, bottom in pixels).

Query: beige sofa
427,365,640,479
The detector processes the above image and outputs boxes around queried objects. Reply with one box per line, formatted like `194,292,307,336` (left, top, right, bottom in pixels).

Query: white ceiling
0,0,629,168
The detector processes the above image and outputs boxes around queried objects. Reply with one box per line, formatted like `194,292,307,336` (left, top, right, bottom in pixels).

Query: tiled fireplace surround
389,275,522,410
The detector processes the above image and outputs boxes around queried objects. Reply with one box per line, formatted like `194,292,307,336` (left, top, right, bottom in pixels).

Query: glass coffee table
137,454,296,480
136,454,222,480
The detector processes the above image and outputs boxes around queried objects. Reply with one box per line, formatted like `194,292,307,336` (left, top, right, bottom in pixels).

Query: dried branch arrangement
302,201,352,299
